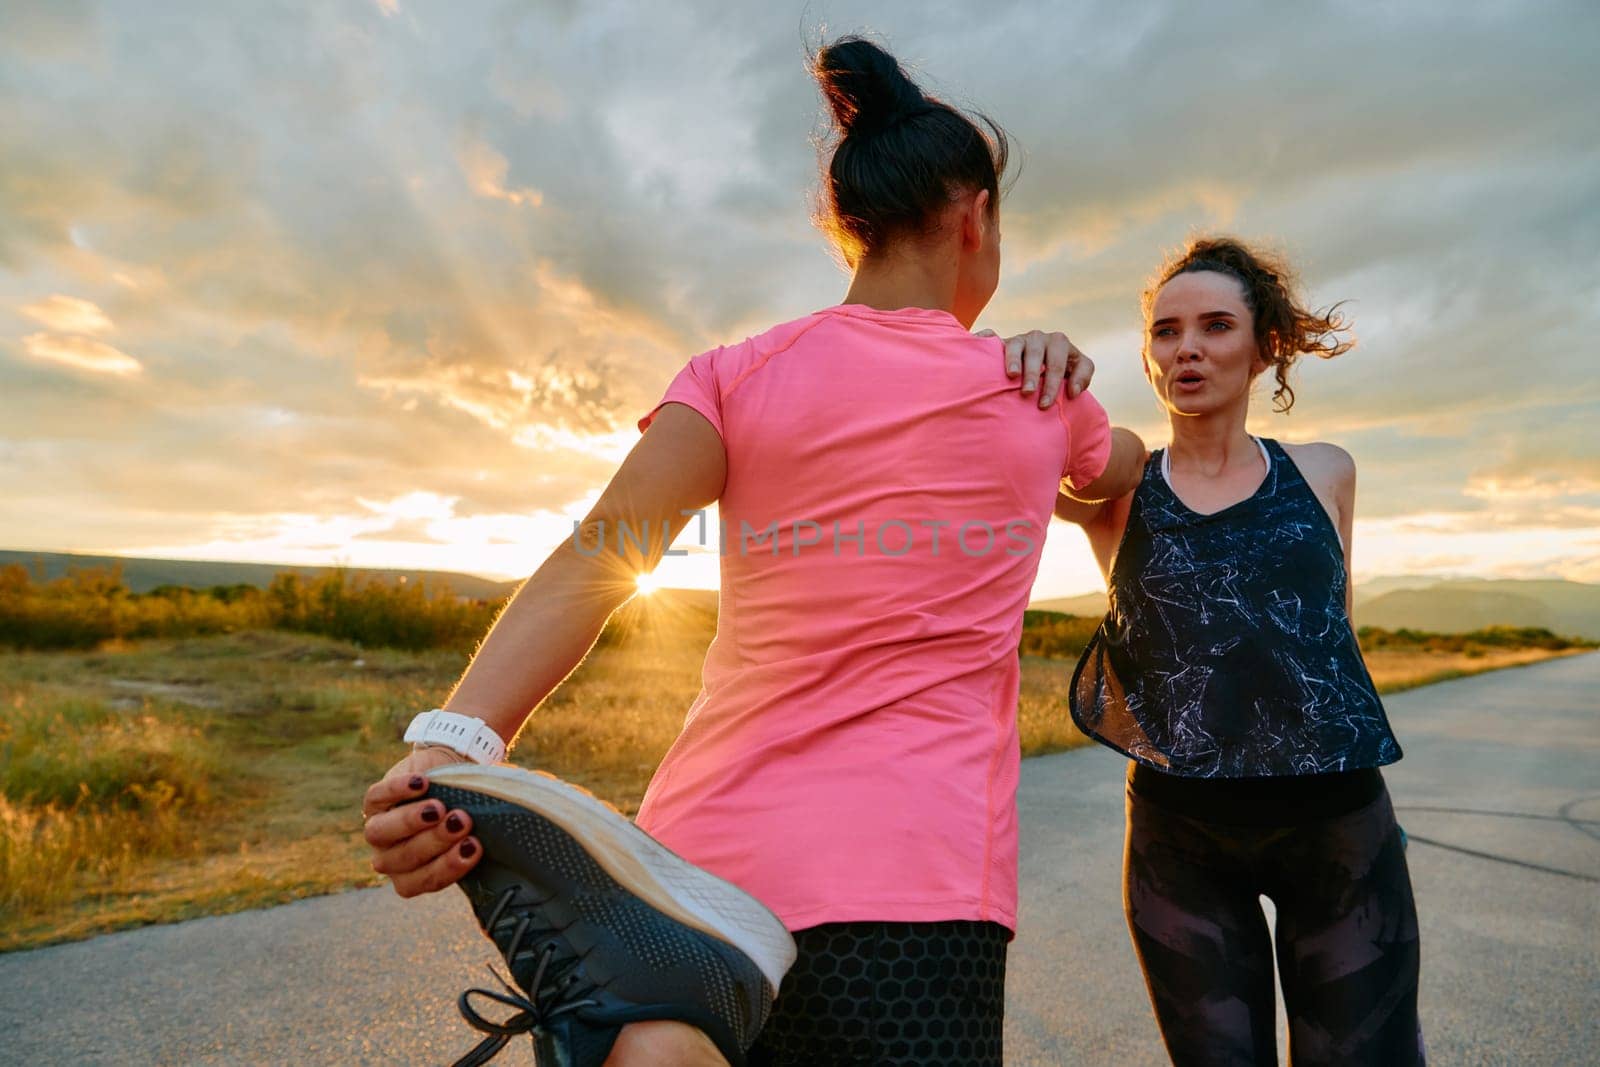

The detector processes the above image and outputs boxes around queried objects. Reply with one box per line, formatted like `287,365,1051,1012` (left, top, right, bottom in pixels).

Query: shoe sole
428,763,796,991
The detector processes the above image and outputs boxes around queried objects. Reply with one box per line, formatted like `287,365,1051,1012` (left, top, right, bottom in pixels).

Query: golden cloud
19,294,114,334
20,333,142,376
1463,451,1600,503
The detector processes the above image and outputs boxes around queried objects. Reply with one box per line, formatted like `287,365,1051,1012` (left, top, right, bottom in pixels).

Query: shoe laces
450,887,602,1067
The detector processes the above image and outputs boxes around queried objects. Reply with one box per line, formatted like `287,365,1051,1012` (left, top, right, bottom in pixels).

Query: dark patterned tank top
1070,437,1401,778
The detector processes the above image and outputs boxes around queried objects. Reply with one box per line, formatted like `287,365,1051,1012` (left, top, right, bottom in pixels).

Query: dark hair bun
808,34,1010,266
814,36,926,138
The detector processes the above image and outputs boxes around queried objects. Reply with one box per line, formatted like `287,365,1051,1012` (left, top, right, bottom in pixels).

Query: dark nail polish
445,813,464,833
459,840,478,859
407,776,425,791
419,805,440,824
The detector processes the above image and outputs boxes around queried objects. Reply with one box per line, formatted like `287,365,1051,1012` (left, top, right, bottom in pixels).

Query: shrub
1019,610,1100,659
263,570,500,651
1357,625,1594,654
0,565,268,649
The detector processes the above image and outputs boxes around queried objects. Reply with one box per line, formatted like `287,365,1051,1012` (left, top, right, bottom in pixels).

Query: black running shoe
426,764,796,1067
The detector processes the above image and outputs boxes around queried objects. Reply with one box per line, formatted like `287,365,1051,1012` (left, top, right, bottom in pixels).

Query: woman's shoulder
1279,440,1355,477
1278,441,1356,503
686,312,835,389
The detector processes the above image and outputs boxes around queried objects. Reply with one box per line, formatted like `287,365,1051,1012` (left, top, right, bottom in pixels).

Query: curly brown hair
1141,236,1354,413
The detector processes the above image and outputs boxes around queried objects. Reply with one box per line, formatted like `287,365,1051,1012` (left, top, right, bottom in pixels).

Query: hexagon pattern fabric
747,920,1007,1066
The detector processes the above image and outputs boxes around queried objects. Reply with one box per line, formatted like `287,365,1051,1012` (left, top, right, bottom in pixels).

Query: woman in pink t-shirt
361,37,1144,1067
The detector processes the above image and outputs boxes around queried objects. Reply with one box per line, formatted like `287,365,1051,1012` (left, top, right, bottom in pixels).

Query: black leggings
748,920,1008,1066
1124,784,1425,1066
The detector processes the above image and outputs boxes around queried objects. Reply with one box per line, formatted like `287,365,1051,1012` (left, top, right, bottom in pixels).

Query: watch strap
403,709,506,765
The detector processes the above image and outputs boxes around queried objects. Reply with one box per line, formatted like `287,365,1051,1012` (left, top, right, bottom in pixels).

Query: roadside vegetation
1,566,1590,951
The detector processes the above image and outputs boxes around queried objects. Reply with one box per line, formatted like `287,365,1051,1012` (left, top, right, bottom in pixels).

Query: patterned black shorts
747,919,1008,1067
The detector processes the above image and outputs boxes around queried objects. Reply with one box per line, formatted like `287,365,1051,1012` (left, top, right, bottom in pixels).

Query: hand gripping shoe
426,764,796,1067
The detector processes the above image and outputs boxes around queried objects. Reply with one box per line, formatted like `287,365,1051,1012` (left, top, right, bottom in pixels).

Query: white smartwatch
403,709,507,765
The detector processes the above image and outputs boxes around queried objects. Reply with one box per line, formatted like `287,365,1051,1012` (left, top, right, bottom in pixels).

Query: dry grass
0,620,722,951
0,632,462,951
1364,646,1586,694
1019,655,1091,756
0,619,1583,952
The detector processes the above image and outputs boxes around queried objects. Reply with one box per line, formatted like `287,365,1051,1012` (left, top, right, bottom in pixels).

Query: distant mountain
1351,575,1450,600
1357,579,1600,639
0,549,519,600
1028,577,1600,640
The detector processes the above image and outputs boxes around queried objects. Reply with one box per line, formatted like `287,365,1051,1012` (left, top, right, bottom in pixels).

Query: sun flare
635,572,660,596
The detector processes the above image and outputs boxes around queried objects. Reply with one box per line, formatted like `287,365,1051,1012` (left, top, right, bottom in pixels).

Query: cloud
18,332,141,376
1351,512,1600,583
0,1,1595,586
354,518,449,544
20,294,113,333
458,135,543,207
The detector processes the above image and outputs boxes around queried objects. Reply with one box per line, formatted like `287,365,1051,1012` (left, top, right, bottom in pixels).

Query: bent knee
604,1020,728,1067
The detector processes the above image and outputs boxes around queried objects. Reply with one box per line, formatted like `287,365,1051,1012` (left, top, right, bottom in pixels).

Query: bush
1357,625,1594,653
0,564,269,649
1019,610,1101,659
0,565,502,653
264,570,499,651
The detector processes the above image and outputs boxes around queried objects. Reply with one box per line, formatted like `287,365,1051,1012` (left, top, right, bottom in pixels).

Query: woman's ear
961,188,992,251
1250,332,1277,378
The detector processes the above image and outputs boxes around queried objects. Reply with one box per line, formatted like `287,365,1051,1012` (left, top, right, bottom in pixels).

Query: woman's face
1144,270,1266,417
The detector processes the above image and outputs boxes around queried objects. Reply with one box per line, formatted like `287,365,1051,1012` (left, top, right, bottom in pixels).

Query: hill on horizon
0,549,730,617
1356,578,1600,639
1031,577,1600,640
6,551,1596,640
0,549,520,601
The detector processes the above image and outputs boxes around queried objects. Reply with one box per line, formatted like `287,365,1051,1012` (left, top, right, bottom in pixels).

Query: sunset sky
3,1,1596,598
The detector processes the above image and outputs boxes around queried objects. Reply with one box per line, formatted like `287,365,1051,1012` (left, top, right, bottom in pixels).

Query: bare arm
1052,427,1147,526
445,403,726,743
361,402,724,897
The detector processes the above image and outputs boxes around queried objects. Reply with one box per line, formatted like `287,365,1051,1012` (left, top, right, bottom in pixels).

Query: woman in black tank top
1058,237,1425,1066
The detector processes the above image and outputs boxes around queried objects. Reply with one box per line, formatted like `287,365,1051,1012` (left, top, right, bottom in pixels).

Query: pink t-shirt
633,303,1111,932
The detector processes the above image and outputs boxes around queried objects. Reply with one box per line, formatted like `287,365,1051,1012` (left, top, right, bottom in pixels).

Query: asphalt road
2,654,1596,1065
